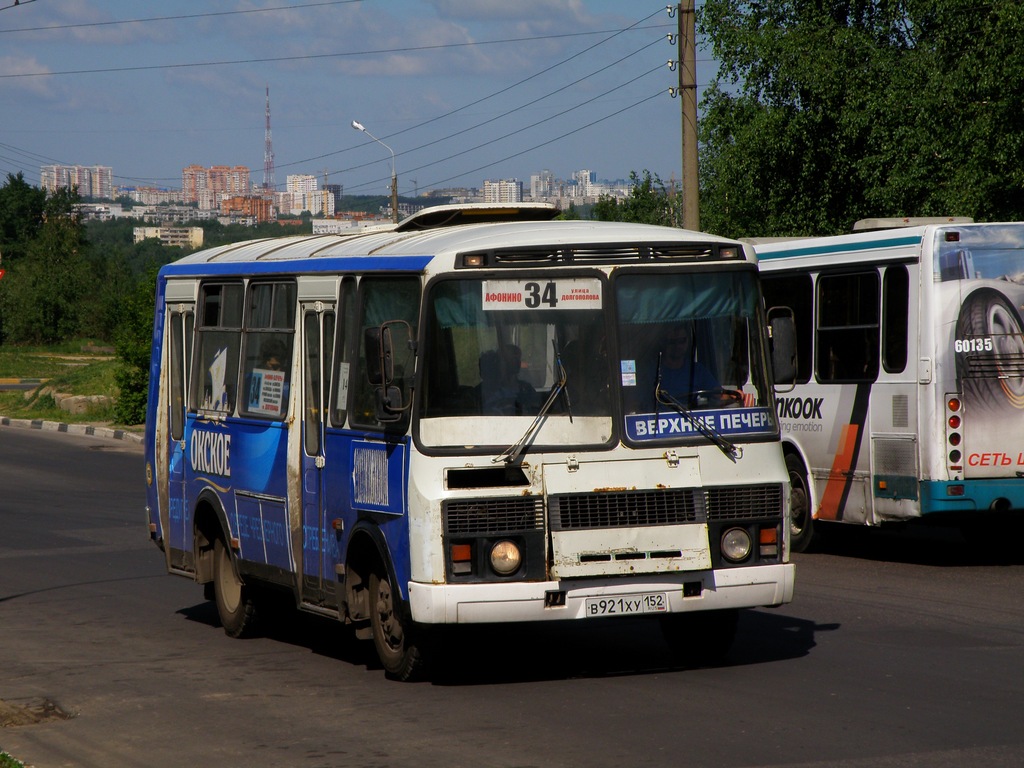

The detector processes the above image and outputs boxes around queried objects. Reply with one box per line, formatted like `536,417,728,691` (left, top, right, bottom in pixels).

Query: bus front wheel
213,538,259,638
787,453,815,553
369,570,428,681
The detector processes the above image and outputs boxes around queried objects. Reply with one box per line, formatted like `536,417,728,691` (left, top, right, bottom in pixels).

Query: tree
696,0,1024,237
0,172,47,262
2,187,92,344
113,267,158,425
592,171,683,227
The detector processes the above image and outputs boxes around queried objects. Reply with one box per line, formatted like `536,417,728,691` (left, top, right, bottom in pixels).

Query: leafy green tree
0,172,47,262
697,0,1024,237
113,267,158,425
3,187,92,344
592,170,683,227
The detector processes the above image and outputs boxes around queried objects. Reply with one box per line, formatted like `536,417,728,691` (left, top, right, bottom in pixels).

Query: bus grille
446,484,784,535
706,484,784,521
444,497,545,535
550,488,700,531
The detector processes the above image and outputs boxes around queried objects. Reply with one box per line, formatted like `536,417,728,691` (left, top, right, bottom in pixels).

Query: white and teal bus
144,203,795,679
757,219,1024,551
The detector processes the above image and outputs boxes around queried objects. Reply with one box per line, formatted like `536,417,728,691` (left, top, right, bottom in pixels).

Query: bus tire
660,608,739,666
786,452,815,553
369,570,428,681
213,538,259,638
957,291,1024,410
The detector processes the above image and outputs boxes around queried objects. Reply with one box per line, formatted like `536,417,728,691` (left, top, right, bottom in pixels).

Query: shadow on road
809,517,1024,567
177,597,828,685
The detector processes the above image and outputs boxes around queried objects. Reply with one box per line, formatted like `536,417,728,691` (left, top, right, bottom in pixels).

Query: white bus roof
167,209,745,271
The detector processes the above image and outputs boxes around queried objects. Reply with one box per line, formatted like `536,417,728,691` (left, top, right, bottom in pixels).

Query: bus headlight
490,540,522,575
721,527,752,563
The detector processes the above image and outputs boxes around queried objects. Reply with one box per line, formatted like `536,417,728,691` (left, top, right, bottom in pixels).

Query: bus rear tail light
946,395,963,474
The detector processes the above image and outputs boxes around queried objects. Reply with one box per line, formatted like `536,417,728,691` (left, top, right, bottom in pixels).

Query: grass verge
0,342,124,426
0,752,26,768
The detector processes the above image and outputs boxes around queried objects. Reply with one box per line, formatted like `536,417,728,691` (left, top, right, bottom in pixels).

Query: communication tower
263,86,275,194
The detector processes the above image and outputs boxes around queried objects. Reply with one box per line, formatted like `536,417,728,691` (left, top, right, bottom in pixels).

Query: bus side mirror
768,308,797,388
365,326,394,387
364,321,413,422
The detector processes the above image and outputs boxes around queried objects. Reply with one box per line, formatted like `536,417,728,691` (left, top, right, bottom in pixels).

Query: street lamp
351,120,398,224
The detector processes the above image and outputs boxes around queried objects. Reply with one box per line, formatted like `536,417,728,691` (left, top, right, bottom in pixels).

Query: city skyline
0,2,719,200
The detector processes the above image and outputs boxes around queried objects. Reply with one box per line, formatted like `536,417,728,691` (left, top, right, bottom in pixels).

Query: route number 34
954,337,994,353
523,281,558,308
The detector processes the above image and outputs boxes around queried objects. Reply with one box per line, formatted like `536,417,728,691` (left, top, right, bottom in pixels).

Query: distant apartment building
119,186,183,206
182,164,251,210
279,174,334,216
483,179,523,204
133,226,204,249
573,170,597,198
41,165,114,199
530,169,555,200
221,195,274,224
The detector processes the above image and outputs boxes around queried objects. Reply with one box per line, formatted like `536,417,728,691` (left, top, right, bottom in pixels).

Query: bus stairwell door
300,303,337,607
166,307,193,570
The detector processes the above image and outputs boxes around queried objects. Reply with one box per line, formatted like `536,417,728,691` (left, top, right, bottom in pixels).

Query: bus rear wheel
213,538,259,638
786,453,815,553
369,570,428,681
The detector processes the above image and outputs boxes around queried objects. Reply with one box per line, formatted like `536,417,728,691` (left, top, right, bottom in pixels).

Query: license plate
585,593,667,617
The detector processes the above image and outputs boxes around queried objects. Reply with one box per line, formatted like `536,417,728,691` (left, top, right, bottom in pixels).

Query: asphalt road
1,424,1022,768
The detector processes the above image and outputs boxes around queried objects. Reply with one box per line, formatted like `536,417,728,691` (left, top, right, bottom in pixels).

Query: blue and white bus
144,203,795,679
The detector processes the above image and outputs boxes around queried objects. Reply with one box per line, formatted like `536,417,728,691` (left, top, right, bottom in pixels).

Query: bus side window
330,277,357,427
882,265,909,373
762,274,813,383
193,283,244,413
168,310,193,441
816,271,879,383
239,282,297,420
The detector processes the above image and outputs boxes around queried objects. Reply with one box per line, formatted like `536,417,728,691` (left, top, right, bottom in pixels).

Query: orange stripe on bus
817,424,860,521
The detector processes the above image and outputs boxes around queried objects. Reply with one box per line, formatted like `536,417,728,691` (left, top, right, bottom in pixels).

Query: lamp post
351,120,398,224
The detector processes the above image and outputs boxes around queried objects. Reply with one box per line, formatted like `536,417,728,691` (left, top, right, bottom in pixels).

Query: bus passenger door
300,302,336,607
166,307,193,570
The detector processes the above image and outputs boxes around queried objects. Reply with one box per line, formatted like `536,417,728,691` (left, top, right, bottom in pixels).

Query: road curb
0,415,144,444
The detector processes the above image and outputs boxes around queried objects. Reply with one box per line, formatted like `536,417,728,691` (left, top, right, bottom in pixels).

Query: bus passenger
478,345,537,415
657,324,718,400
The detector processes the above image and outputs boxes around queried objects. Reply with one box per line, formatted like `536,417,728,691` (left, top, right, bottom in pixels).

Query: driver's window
350,277,420,430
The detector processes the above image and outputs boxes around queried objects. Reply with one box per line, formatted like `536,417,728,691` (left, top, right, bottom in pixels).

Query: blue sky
0,1,716,196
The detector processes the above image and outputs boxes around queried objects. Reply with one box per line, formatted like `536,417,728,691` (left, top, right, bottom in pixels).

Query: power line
275,9,669,174
419,91,665,192
0,0,39,13
290,36,665,180
0,24,672,79
0,1,361,33
344,59,667,193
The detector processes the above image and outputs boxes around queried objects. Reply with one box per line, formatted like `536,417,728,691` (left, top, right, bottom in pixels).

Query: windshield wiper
494,342,571,465
654,352,741,462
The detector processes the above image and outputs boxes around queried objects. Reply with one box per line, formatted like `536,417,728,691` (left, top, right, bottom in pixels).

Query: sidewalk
0,414,143,444
0,377,44,391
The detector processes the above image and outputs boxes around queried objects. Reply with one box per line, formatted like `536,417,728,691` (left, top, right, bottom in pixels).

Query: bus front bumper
408,563,795,625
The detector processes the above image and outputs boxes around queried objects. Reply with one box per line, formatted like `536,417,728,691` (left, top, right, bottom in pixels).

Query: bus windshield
419,274,611,449
418,269,777,450
617,270,776,444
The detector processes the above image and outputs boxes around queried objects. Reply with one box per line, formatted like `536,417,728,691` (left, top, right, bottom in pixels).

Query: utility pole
677,2,699,231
